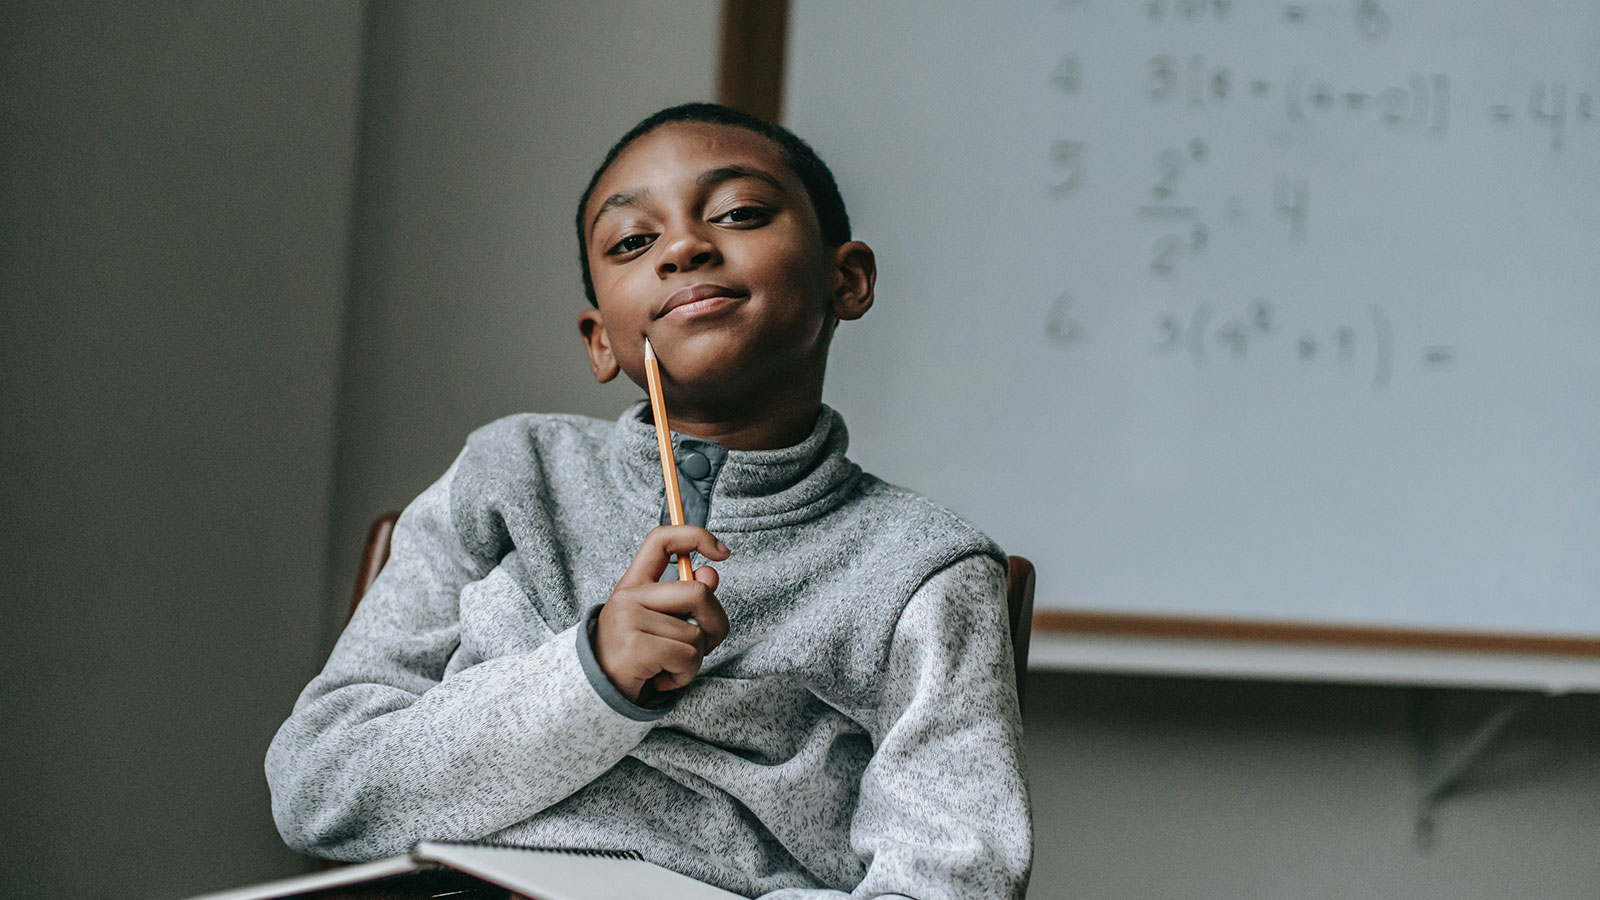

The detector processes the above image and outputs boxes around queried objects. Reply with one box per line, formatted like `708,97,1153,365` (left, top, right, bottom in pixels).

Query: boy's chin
645,345,753,392
619,358,737,405
633,339,824,413
665,369,802,416
663,374,759,412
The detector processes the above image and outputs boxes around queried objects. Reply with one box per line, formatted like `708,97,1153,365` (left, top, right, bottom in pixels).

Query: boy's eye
608,233,655,256
714,206,771,225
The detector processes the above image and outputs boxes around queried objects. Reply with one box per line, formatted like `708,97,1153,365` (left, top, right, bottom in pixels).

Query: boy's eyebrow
698,165,787,194
589,188,650,240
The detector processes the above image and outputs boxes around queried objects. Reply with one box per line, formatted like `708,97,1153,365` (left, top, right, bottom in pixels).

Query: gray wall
1024,674,1599,900
1,4,1594,900
0,3,362,898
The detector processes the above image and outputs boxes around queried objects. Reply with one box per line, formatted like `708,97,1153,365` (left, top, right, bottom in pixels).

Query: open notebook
186,841,749,900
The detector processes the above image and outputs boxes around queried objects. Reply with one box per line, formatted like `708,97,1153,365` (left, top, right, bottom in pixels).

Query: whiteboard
786,1,1600,641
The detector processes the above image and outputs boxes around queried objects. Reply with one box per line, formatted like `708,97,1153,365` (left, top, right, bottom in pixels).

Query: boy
266,103,1031,899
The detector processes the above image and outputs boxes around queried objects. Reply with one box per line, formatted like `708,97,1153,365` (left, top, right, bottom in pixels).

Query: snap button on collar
680,450,712,480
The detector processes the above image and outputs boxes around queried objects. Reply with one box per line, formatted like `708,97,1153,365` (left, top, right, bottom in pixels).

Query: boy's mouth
657,284,748,319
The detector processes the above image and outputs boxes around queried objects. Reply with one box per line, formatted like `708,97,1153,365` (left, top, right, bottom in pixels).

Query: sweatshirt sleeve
264,456,656,861
763,553,1033,899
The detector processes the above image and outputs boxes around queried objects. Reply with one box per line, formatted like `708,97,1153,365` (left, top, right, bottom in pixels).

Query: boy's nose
657,231,720,277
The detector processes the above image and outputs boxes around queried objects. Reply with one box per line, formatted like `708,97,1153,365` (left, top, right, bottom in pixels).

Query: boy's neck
655,394,823,452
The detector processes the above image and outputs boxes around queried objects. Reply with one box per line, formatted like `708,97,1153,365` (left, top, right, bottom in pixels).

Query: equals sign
1421,346,1455,366
1138,206,1200,220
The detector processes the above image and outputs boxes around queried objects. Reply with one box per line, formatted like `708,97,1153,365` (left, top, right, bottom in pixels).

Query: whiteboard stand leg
1406,690,1536,850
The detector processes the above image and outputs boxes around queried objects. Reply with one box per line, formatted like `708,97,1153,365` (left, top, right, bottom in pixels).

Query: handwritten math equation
1035,0,1595,388
1045,293,1458,390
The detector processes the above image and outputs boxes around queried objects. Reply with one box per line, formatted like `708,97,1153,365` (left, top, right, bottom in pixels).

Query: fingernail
716,539,729,554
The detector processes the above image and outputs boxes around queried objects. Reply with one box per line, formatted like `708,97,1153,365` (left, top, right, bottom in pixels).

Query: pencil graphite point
644,336,655,362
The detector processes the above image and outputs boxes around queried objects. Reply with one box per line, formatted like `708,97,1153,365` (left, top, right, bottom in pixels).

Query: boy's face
578,122,872,420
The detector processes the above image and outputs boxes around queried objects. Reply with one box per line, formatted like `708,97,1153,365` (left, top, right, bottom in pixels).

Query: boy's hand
595,525,731,705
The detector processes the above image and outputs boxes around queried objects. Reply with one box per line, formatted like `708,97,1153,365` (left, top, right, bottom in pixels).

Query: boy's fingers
612,581,728,650
651,668,696,692
611,630,696,673
658,588,727,653
616,526,731,588
621,579,716,616
694,565,719,591
694,591,730,651
652,642,704,689
631,633,702,689
631,609,703,646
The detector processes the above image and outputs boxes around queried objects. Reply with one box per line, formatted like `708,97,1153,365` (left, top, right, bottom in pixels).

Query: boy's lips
657,284,748,319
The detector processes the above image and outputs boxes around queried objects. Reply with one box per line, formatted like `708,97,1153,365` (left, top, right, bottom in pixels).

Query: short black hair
575,102,852,307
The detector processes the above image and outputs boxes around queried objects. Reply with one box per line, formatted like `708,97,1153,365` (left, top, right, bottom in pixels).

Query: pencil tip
643,336,655,361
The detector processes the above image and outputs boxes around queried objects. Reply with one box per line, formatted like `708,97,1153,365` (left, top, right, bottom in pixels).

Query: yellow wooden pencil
643,337,695,582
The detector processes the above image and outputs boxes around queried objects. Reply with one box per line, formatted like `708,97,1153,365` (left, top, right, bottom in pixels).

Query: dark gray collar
607,400,861,532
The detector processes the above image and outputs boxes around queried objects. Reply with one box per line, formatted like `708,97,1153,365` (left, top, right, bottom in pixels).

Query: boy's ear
577,309,621,383
829,241,876,322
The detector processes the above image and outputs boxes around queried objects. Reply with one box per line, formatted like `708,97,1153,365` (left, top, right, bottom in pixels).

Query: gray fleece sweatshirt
265,403,1031,899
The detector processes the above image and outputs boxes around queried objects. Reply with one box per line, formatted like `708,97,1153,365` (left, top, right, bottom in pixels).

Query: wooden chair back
348,510,400,621
1005,555,1035,706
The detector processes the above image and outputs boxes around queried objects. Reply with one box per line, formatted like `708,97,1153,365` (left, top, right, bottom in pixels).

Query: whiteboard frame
1030,610,1600,691
1029,630,1600,693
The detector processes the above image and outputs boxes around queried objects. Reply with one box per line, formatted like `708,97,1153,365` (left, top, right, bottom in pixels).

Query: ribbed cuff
575,604,678,722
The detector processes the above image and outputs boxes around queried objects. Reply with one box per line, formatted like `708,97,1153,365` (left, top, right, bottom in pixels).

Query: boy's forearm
266,621,653,860
265,461,653,860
